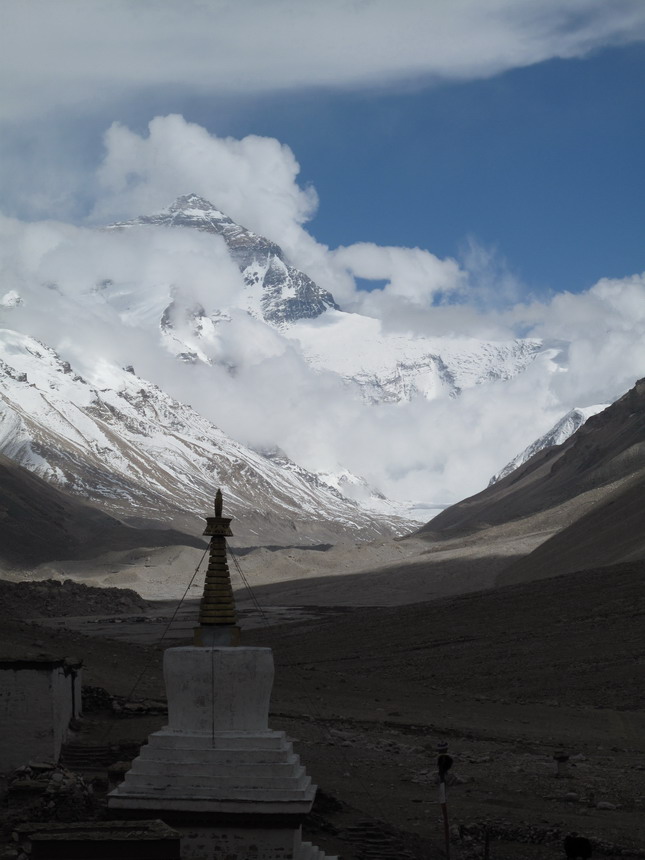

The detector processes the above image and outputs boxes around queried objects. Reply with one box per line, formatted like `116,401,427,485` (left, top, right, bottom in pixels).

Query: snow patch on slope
288,310,543,404
312,468,440,524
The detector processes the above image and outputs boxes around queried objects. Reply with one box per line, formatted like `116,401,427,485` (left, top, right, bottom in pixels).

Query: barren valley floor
1,560,644,858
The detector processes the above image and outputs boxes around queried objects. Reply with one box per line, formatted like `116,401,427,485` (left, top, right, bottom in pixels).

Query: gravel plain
1,557,644,859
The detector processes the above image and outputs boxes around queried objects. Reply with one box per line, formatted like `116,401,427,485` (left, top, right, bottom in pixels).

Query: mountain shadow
416,377,645,586
0,453,204,568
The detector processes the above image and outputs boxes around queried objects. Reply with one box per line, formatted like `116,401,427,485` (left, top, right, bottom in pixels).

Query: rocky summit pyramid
111,194,339,326
110,195,544,406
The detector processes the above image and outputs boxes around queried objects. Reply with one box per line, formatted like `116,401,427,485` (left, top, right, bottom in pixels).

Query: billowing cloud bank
2,1,645,121
1,117,644,507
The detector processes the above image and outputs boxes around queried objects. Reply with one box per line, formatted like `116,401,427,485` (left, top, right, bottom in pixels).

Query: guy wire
227,541,388,823
100,544,209,743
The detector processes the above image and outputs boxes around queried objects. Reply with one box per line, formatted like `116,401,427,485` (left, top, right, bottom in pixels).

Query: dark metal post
437,745,453,859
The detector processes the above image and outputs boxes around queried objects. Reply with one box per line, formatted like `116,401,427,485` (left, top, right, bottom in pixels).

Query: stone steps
121,769,312,793
116,727,316,801
147,730,288,750
59,743,112,769
134,759,303,779
299,842,338,860
138,745,297,765
115,783,316,801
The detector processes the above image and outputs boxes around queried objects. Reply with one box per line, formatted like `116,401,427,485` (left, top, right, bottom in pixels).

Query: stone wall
179,824,301,860
0,658,82,773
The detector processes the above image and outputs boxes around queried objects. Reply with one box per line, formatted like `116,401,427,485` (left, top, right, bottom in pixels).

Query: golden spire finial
193,489,240,647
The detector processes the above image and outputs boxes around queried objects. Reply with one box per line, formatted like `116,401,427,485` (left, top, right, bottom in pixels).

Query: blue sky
194,44,645,297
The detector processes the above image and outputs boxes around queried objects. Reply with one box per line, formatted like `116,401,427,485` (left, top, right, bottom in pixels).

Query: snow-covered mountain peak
110,197,339,326
162,194,236,228
167,194,225,215
288,310,544,403
105,197,547,407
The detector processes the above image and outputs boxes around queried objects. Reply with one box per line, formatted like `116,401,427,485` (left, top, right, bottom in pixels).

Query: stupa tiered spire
194,489,241,646
109,484,335,859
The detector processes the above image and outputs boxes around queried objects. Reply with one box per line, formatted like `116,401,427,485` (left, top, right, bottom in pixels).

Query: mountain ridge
0,328,414,547
421,377,645,537
0,195,584,551
413,377,645,586
489,403,609,485
109,195,546,406
0,452,203,568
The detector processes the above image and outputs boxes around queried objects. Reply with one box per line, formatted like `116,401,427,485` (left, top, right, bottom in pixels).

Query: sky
1,1,644,510
1,1,644,295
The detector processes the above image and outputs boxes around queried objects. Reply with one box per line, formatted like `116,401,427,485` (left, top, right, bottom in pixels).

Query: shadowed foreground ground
2,560,644,858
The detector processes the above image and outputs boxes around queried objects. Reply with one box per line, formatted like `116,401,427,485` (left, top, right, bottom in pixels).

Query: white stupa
109,490,335,860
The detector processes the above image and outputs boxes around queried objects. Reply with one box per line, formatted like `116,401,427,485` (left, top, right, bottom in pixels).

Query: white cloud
507,274,645,406
1,116,644,511
92,115,317,239
87,116,364,314
459,237,530,309
2,209,643,511
1,1,644,121
330,243,465,316
0,213,245,381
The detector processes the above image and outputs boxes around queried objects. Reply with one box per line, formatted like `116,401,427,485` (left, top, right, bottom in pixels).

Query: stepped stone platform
111,729,315,813
109,646,335,858
110,647,315,814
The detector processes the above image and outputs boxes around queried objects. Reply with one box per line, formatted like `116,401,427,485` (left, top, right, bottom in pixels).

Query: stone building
0,656,82,773
109,491,335,860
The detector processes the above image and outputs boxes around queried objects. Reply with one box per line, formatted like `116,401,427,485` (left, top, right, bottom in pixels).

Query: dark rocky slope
417,378,645,584
0,453,203,568
499,475,645,584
